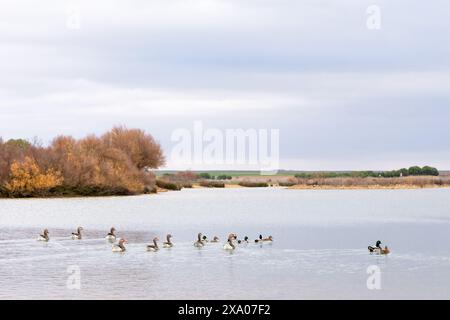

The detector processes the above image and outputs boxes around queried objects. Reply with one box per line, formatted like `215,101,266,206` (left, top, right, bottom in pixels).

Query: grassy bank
288,176,450,189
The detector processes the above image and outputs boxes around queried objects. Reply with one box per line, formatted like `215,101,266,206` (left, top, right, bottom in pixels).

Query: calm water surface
1,188,450,299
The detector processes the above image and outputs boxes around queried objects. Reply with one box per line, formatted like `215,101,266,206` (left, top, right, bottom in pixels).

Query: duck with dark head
254,234,263,243
106,227,117,242
368,240,382,253
163,234,173,248
368,240,390,255
147,237,160,252
238,236,249,244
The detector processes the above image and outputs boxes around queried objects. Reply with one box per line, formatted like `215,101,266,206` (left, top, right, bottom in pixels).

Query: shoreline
192,183,450,190
287,184,450,190
1,183,449,200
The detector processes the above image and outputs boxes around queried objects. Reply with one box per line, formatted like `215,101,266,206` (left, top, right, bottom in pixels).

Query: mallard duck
368,240,382,253
238,236,249,244
254,234,263,243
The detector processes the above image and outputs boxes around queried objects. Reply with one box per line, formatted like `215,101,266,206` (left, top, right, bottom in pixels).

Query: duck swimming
223,236,236,251
37,229,49,242
147,237,160,252
194,233,204,247
238,236,249,244
254,234,263,243
368,240,383,253
105,227,117,242
368,241,390,255
262,236,273,243
163,234,173,248
112,239,127,252
71,227,83,240
210,236,220,243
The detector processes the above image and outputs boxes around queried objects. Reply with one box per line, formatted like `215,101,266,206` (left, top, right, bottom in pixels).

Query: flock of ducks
37,228,389,255
36,228,274,253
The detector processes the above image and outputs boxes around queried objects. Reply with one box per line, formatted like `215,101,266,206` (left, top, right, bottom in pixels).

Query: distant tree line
0,127,165,197
294,166,439,179
198,173,233,180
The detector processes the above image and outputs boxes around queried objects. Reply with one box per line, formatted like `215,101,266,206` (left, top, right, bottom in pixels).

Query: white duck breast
112,239,127,252
112,245,125,252
71,228,83,240
106,235,116,241
194,233,204,247
223,242,235,250
106,228,117,241
37,235,49,242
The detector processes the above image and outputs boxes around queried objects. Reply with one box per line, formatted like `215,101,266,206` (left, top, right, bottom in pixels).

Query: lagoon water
1,187,450,299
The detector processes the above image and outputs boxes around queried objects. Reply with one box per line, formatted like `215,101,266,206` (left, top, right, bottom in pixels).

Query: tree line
0,127,165,197
294,166,439,179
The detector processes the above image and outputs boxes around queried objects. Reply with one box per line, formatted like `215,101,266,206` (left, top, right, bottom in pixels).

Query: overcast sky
1,1,449,170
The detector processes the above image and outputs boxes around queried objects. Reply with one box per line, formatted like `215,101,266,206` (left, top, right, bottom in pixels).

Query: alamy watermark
366,265,381,290
66,4,81,30
171,121,280,175
66,265,81,290
366,5,381,30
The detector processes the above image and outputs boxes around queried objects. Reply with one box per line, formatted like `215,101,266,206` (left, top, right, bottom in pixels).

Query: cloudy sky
1,0,449,170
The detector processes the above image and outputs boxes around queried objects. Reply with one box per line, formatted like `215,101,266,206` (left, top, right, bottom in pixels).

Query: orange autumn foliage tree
5,157,63,197
0,127,165,197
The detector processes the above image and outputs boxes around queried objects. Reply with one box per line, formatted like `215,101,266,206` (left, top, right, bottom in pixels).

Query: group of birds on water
36,227,274,253
36,228,389,255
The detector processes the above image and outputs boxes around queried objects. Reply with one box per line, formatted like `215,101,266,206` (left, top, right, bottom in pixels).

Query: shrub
217,175,233,180
156,179,181,191
421,166,439,176
199,180,225,188
238,181,269,188
279,181,296,187
4,157,63,197
0,127,164,197
198,173,212,179
179,182,193,188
